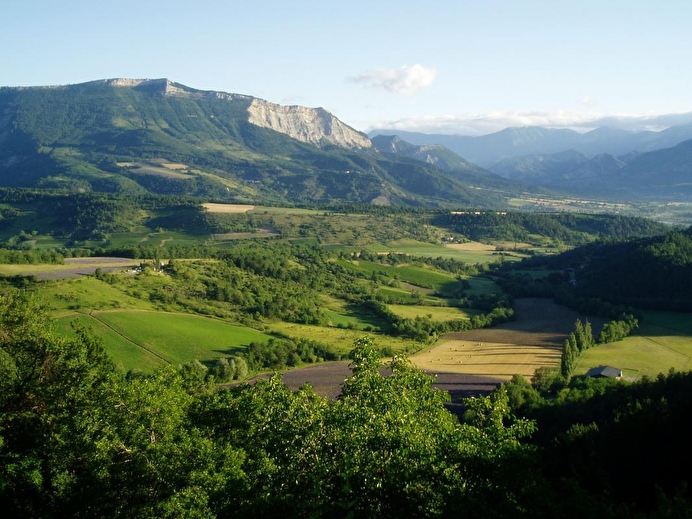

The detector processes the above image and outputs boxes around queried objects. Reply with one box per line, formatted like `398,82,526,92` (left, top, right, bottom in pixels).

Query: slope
0,79,518,207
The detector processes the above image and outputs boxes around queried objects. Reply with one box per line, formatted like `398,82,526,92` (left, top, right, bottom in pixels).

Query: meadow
366,239,515,262
80,310,273,369
335,259,460,292
575,311,692,378
54,314,168,372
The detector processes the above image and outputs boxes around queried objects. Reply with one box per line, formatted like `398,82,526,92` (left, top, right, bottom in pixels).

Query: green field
375,286,438,304
71,310,273,369
464,276,501,297
251,206,323,215
40,277,152,312
267,321,420,355
336,259,460,292
107,230,209,248
575,311,692,378
366,239,519,262
55,315,168,372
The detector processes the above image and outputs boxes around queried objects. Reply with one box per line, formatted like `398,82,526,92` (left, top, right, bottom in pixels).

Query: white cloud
367,110,692,136
350,64,437,96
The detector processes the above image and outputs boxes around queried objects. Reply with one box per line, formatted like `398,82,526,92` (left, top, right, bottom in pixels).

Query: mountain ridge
0,78,518,207
369,122,692,168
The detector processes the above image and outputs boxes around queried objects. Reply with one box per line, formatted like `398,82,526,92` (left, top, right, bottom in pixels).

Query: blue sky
3,0,692,135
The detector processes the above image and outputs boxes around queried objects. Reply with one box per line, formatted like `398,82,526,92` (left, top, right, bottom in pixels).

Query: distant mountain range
369,125,692,168
0,78,517,207
370,123,692,201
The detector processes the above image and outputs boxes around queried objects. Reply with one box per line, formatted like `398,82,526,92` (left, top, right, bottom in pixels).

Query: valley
2,77,692,516
1,194,689,401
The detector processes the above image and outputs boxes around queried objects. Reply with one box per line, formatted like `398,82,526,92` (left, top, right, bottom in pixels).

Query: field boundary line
88,311,172,365
641,335,691,360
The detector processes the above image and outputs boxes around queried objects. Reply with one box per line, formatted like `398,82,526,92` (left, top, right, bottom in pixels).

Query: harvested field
412,298,600,383
412,340,561,379
118,162,190,178
159,162,188,170
494,241,533,249
250,299,597,403
202,203,255,213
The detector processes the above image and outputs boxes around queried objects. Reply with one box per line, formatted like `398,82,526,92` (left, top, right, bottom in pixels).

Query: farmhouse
584,365,623,379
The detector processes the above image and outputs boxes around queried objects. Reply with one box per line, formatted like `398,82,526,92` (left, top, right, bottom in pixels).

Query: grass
55,315,168,372
267,321,421,356
39,277,153,313
336,260,460,292
575,311,692,378
375,286,438,304
320,295,386,329
107,230,211,248
91,310,273,366
252,206,323,215
464,276,502,297
367,239,515,263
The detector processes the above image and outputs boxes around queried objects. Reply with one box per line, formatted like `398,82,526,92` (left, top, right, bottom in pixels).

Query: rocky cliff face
247,99,371,150
99,78,371,150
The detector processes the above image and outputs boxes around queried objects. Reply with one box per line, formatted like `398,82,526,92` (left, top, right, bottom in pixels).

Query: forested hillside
433,210,668,246
507,227,692,312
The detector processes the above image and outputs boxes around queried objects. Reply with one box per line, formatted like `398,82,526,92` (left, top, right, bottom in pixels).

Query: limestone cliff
247,99,371,150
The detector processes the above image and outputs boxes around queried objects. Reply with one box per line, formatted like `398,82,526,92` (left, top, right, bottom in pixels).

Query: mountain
565,154,627,182
490,150,589,183
604,139,692,199
491,151,628,186
369,123,692,169
0,79,516,207
369,134,515,189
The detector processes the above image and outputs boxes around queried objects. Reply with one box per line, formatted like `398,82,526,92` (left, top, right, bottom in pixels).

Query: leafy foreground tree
12,290,688,518
0,291,245,518
0,293,541,518
198,338,538,518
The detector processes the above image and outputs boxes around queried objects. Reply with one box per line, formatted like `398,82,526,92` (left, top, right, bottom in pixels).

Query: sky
2,0,692,136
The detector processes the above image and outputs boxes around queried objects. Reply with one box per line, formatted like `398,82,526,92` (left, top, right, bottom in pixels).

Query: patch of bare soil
282,361,353,399
202,203,255,213
36,257,139,280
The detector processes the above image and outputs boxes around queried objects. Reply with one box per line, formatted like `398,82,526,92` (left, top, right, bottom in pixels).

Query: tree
0,291,116,516
0,289,246,517
561,333,579,379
